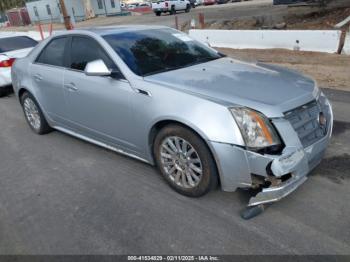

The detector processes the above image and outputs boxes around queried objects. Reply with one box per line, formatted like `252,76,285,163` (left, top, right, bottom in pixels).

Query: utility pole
59,0,73,30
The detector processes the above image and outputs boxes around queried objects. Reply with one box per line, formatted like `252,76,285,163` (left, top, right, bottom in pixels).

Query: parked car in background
139,2,151,6
189,0,197,8
203,0,216,5
127,3,139,9
216,0,229,4
0,35,37,97
12,26,333,209
152,0,191,16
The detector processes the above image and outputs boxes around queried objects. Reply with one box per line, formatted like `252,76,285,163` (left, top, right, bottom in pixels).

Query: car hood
144,57,319,117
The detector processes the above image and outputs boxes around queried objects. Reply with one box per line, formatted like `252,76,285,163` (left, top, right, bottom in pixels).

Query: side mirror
85,59,111,77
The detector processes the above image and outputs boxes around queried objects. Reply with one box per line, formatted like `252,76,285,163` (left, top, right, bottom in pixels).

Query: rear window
0,36,38,53
36,37,68,67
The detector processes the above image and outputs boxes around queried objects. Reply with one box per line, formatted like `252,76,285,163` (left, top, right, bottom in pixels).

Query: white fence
189,29,345,54
343,33,350,55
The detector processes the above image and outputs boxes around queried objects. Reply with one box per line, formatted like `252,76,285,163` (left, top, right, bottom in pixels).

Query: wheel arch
18,87,29,101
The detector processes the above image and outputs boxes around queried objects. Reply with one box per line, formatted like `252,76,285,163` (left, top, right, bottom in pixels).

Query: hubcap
160,136,203,189
23,98,41,130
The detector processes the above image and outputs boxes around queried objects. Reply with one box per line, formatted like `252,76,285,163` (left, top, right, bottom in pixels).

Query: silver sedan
11,26,333,210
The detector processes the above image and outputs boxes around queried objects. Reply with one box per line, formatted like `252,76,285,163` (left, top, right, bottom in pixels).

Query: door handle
64,83,78,92
34,74,43,81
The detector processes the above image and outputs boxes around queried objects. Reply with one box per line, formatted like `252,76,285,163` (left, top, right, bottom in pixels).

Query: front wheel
20,92,52,135
154,124,218,197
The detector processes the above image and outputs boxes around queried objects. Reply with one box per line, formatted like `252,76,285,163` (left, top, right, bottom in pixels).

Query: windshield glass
103,28,222,76
0,36,38,53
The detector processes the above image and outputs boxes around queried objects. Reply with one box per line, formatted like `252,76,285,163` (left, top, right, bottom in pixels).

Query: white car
152,0,191,16
0,35,37,97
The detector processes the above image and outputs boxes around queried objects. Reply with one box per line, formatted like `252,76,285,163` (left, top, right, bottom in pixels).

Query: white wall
343,32,350,55
26,0,87,24
91,0,121,16
189,29,343,54
26,0,62,24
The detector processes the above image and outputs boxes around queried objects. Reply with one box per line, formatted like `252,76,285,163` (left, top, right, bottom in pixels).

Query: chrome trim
53,126,150,164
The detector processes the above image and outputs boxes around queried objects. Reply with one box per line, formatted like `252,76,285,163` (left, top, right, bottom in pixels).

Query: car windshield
0,36,38,53
103,28,223,76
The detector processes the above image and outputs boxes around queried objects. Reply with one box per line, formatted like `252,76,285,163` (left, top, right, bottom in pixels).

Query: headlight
230,107,281,148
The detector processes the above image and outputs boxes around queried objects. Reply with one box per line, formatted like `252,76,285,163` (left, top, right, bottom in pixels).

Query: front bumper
210,96,333,206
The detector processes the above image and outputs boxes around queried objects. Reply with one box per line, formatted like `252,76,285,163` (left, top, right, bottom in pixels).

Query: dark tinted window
0,36,38,53
70,36,116,71
103,29,222,76
36,37,67,67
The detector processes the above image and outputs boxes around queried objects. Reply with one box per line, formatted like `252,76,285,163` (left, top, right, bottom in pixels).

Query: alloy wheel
160,136,203,189
23,97,41,130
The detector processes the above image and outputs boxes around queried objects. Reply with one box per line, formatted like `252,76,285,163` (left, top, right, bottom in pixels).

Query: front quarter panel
129,78,245,161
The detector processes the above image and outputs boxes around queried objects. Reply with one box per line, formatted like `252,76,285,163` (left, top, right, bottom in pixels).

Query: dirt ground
218,48,350,90
205,6,350,30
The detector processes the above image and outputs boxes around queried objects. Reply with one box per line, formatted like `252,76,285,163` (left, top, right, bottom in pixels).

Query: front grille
284,100,327,148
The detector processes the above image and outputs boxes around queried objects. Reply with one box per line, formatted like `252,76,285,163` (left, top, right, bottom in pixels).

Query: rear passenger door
63,35,137,151
30,36,69,124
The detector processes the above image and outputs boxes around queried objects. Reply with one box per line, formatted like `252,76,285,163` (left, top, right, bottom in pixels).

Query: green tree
0,0,26,12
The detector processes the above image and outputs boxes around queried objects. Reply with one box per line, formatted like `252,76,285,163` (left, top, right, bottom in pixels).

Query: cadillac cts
11,26,333,208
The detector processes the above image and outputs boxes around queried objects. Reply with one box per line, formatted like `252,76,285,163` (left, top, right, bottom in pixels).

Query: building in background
6,7,31,26
25,0,121,24
0,12,8,27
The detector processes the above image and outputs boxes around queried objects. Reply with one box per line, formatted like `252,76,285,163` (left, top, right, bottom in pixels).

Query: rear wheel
20,92,52,135
154,124,218,197
0,88,6,98
0,86,11,97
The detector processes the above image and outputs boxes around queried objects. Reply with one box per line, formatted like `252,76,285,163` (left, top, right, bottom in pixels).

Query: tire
0,88,6,98
154,124,218,197
185,4,191,12
170,6,176,15
20,92,52,135
0,86,12,97
155,11,161,16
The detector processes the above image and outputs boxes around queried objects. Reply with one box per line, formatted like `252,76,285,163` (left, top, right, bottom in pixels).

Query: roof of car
74,25,170,36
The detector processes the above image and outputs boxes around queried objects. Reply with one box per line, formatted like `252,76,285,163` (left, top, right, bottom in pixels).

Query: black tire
0,86,12,98
154,124,218,197
20,92,52,135
170,6,176,15
0,88,6,98
155,11,161,16
185,4,191,12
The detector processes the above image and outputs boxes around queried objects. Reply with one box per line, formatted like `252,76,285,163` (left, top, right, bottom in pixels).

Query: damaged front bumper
210,96,333,206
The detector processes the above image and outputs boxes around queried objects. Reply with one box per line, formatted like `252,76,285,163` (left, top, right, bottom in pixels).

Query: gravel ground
219,48,350,91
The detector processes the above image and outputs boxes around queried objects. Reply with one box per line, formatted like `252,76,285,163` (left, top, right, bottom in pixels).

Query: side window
70,36,116,72
36,37,67,67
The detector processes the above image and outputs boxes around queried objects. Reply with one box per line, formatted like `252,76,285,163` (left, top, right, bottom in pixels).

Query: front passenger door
63,36,138,152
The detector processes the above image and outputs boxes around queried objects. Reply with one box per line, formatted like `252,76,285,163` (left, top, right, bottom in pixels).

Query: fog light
318,112,327,127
